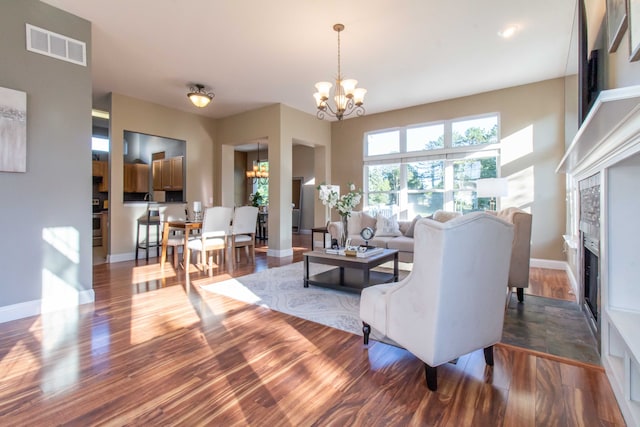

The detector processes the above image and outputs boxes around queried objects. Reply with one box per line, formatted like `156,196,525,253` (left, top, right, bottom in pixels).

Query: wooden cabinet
92,160,108,192
123,163,149,193
152,156,183,191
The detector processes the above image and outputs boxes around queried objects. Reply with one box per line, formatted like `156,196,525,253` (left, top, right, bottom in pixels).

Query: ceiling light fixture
246,142,269,184
187,84,215,108
314,23,366,121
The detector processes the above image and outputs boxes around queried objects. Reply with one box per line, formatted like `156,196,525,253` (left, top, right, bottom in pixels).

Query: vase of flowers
317,183,362,247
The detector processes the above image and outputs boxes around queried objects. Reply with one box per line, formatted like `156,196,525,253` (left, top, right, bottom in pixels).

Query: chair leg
484,346,494,366
425,364,437,391
517,287,524,302
362,322,371,345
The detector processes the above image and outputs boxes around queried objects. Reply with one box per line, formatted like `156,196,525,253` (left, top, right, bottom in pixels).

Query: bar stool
135,205,161,261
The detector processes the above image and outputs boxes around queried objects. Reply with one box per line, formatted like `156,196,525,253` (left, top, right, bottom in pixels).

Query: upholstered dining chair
360,212,514,391
187,206,233,271
229,206,259,269
159,203,188,268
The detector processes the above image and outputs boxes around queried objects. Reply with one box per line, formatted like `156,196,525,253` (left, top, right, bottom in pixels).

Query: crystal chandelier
314,23,366,121
246,143,269,183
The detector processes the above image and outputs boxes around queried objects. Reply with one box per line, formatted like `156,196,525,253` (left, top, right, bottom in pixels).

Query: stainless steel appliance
92,199,102,247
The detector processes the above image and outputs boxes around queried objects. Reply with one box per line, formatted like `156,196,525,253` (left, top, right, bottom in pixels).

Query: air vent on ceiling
25,24,86,66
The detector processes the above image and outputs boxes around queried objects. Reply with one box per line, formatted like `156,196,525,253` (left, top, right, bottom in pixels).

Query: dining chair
229,206,259,269
159,203,188,268
187,206,233,271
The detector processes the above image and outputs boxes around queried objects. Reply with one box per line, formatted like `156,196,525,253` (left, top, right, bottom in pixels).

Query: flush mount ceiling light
313,23,366,121
187,84,215,108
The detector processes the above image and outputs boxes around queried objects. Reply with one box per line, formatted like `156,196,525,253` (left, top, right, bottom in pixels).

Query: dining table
160,220,202,269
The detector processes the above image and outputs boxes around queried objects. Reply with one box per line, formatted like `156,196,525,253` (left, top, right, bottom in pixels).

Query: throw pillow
375,214,402,237
347,211,377,235
347,211,363,236
404,215,422,238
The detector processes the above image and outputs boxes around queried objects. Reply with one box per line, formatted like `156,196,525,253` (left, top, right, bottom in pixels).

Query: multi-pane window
364,114,500,219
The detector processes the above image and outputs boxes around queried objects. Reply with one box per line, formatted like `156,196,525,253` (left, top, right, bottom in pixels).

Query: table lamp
476,178,508,211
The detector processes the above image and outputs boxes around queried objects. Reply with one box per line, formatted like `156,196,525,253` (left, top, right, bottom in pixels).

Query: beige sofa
487,207,532,302
327,210,461,263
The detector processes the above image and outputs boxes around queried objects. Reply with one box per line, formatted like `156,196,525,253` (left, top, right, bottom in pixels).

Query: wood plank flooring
0,235,626,426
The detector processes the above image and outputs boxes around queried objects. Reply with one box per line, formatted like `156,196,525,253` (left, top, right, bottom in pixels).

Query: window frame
363,113,502,218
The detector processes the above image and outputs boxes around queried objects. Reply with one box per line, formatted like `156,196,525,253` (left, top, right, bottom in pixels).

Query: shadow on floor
502,293,600,365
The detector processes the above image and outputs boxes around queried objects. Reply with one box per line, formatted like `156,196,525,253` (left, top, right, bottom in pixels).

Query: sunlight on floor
129,286,200,346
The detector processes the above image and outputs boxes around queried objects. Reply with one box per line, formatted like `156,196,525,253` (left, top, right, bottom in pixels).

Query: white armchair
360,212,514,391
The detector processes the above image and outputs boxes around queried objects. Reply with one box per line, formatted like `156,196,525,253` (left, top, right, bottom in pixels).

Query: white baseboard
530,258,565,270
0,289,95,324
267,248,293,258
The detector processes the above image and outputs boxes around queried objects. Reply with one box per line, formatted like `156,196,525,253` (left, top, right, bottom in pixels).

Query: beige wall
330,78,567,261
108,93,217,259
217,104,330,255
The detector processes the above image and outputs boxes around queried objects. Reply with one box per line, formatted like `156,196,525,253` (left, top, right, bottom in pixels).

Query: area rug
200,262,600,364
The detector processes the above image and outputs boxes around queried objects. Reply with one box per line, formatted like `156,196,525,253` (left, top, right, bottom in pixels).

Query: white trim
298,229,311,235
108,252,137,263
0,289,95,324
530,258,566,270
267,248,293,258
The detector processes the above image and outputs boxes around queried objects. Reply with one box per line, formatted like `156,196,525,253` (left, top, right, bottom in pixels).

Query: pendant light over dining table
313,23,366,121
246,142,269,184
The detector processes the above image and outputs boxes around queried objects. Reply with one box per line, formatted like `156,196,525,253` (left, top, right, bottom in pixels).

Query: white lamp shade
476,178,509,198
353,87,367,105
340,79,358,96
315,82,332,99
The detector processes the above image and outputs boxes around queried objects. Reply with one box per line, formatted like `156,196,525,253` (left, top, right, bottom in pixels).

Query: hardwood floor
0,235,625,425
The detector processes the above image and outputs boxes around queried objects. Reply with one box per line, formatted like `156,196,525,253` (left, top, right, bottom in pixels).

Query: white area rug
200,262,394,339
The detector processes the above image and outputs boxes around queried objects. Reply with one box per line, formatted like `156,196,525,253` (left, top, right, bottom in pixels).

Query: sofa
327,210,461,263
486,207,532,302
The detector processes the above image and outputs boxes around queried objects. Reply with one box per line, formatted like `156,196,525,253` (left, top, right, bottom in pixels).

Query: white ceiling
43,0,578,121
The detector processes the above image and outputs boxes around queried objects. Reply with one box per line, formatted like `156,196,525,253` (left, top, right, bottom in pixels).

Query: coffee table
303,249,399,293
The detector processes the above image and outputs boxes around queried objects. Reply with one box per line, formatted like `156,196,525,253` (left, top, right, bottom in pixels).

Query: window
364,114,500,218
91,136,109,152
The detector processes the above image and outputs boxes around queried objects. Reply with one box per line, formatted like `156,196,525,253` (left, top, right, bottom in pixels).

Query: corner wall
330,78,567,261
108,93,217,260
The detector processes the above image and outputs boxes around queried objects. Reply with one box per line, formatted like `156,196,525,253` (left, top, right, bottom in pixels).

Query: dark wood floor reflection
0,235,625,425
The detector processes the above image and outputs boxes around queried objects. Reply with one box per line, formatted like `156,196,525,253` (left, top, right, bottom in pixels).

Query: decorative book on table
356,246,384,258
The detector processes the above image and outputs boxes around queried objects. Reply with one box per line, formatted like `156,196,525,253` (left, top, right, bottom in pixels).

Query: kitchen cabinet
92,160,108,192
152,156,183,191
123,163,149,193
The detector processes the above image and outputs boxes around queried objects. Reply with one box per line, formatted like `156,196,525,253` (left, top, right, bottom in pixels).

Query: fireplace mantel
557,84,640,426
557,85,640,177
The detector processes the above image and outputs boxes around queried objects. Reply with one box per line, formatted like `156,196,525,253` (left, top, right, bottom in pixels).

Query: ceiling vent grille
25,24,86,66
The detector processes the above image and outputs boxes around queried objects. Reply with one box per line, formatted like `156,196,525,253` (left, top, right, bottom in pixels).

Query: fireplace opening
583,235,599,323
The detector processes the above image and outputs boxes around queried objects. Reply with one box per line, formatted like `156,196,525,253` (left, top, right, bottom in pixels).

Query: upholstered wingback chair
360,212,514,391
487,207,532,302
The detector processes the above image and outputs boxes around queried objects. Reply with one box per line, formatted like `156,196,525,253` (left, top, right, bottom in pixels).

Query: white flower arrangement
317,183,362,218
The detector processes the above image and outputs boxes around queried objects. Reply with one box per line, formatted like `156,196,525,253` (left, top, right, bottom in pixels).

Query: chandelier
314,23,366,121
187,84,215,108
246,143,269,183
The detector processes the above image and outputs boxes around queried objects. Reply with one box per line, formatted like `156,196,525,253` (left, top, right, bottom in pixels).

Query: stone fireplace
578,174,600,346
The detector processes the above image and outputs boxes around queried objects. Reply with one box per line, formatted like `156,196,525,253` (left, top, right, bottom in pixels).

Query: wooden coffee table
303,249,399,293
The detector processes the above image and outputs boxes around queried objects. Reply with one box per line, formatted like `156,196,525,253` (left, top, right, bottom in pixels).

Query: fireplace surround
557,85,640,426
